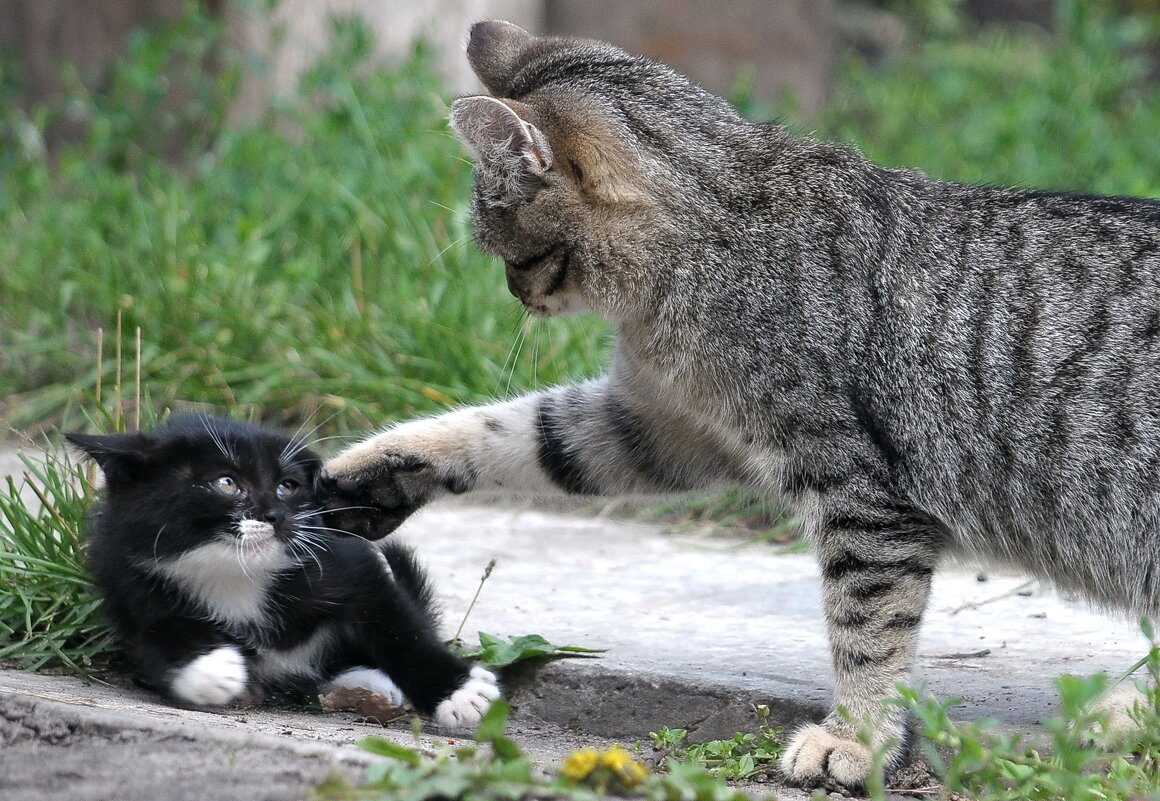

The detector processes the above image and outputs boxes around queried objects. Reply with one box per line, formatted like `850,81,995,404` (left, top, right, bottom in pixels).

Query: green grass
646,705,784,781
0,450,114,672
806,1,1160,199
902,639,1160,801
315,700,756,801
0,9,610,437
310,672,1160,801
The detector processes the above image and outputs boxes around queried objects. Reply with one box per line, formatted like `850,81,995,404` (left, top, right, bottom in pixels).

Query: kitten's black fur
67,415,497,724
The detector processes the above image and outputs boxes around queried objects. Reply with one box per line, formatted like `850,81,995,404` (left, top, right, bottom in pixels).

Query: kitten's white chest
154,532,293,627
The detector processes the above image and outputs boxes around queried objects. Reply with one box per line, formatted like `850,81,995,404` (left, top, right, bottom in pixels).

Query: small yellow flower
601,746,649,787
561,746,649,791
561,748,601,783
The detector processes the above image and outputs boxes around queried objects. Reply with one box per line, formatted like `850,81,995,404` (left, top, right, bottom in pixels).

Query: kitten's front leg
780,496,939,789
170,645,250,706
136,618,251,707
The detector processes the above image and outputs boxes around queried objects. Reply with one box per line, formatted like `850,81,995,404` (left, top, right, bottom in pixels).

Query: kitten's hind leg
434,666,501,728
323,667,405,706
781,495,940,789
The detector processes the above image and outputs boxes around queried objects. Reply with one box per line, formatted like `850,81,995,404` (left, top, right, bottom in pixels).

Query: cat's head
67,415,325,570
449,20,743,321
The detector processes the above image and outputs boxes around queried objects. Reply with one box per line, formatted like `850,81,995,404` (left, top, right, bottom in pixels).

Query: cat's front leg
170,645,250,706
323,395,550,536
136,617,252,707
325,378,733,537
781,496,939,789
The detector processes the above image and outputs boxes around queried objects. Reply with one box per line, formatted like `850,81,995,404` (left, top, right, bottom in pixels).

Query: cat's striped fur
325,20,1160,788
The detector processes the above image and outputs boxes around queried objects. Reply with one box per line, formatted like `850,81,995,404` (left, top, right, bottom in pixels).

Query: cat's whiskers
285,531,325,577
279,408,344,466
303,503,378,517
200,414,238,463
296,433,349,451
233,530,258,580
298,523,360,537
151,524,168,565
497,308,532,398
424,232,473,269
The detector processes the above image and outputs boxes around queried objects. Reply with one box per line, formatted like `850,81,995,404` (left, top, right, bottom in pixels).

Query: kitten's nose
263,509,284,526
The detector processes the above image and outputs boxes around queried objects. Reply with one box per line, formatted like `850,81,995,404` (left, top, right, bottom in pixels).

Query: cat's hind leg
781,495,940,789
323,667,405,706
434,666,502,728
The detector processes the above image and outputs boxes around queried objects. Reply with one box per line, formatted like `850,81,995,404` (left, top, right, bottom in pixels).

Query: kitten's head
67,415,325,573
449,20,743,321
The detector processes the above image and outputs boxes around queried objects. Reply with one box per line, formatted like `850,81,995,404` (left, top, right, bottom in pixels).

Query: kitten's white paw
780,723,875,789
323,667,405,706
170,646,248,706
434,666,501,729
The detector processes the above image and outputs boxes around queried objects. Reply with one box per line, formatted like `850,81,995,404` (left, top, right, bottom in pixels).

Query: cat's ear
297,453,324,493
449,96,553,186
465,20,534,97
65,431,156,476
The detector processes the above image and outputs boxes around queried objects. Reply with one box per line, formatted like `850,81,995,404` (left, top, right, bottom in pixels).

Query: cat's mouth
236,519,278,547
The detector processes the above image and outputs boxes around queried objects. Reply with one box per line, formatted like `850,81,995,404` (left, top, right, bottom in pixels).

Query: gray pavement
1,447,1153,800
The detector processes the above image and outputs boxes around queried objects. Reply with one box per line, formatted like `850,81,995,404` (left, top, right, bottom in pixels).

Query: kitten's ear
298,453,324,493
465,20,534,97
65,431,155,476
450,96,553,184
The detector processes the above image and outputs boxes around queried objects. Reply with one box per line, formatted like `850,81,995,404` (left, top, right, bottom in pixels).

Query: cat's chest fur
154,537,295,630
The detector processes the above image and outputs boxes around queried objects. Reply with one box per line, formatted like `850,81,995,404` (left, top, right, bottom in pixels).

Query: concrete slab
1,447,1152,800
404,502,1150,739
0,666,618,801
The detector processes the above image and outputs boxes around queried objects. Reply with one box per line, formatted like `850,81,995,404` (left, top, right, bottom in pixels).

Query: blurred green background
2,0,1159,442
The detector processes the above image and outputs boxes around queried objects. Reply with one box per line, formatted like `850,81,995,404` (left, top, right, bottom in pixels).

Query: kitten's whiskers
279,408,343,466
234,530,257,580
201,415,238,463
151,524,168,565
285,528,326,576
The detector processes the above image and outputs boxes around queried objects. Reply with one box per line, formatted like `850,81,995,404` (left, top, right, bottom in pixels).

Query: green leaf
1140,616,1155,642
473,632,606,669
357,736,422,766
473,697,511,744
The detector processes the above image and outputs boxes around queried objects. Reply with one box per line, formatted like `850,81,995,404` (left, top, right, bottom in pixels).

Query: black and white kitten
67,414,499,728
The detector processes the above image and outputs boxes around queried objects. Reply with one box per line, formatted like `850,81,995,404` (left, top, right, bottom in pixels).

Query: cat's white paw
780,723,875,789
433,666,501,729
323,667,405,706
170,646,248,706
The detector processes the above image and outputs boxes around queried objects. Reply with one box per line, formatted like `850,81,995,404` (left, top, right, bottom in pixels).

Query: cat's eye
210,475,243,497
276,480,299,500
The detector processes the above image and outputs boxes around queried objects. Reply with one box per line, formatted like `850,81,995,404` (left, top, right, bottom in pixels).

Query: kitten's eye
276,480,299,500
210,475,242,497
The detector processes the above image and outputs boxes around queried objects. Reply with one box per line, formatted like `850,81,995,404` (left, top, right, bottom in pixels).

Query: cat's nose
263,509,284,526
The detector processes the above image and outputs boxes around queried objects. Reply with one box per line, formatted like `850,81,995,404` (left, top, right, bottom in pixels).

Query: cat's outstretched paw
780,723,876,790
323,419,484,538
170,646,248,706
434,667,501,729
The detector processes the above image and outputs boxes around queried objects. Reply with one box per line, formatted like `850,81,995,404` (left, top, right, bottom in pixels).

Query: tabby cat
324,20,1160,787
69,415,498,728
